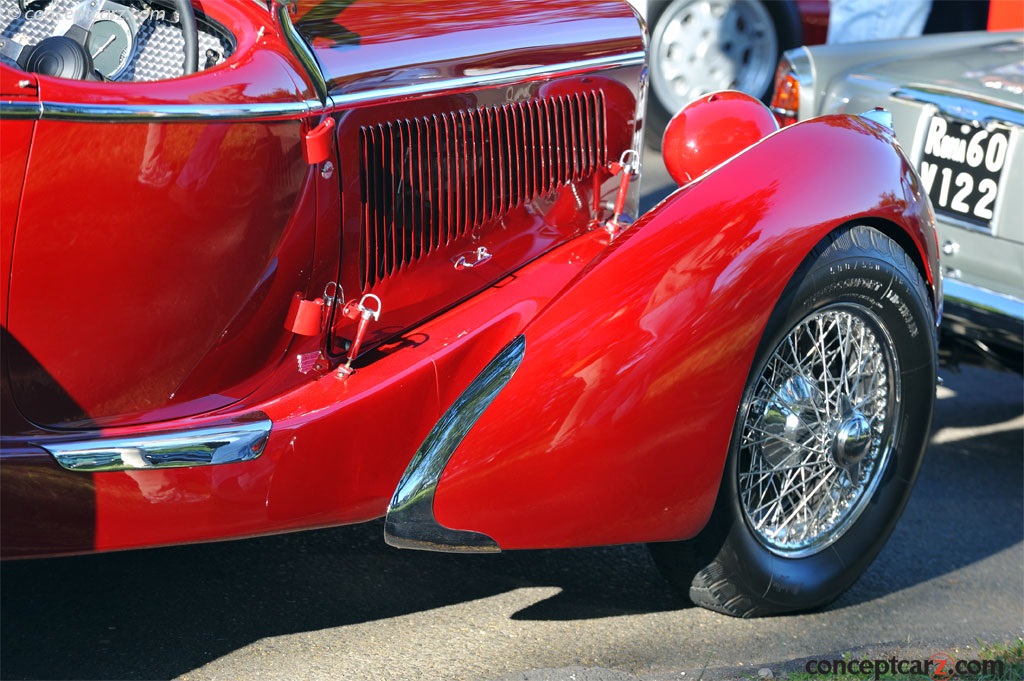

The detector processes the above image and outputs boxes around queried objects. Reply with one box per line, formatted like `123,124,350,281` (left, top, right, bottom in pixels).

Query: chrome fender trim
385,335,526,553
40,417,272,472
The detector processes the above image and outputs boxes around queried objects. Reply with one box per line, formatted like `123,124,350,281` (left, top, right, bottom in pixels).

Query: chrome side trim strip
2,54,643,121
0,100,43,120
26,99,321,122
385,335,526,553
329,51,647,109
944,278,1024,325
40,418,272,472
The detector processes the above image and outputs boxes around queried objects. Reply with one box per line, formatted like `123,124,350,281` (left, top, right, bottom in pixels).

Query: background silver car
629,0,828,145
773,31,1024,373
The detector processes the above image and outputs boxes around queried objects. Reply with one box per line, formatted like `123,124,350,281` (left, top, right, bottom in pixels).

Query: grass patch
978,639,1024,680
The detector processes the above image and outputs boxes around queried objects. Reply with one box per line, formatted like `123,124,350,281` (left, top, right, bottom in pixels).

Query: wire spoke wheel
738,304,900,556
648,226,936,617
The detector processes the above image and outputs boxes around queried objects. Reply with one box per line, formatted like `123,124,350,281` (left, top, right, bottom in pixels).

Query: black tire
645,0,801,149
650,225,937,617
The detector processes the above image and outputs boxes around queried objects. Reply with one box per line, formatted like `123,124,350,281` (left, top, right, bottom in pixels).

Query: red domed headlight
661,90,779,187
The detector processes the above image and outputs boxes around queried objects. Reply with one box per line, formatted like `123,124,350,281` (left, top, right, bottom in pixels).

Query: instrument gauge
87,10,134,79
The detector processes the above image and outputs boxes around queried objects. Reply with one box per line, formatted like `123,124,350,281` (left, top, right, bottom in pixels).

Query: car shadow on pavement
1,368,1020,680
0,520,683,680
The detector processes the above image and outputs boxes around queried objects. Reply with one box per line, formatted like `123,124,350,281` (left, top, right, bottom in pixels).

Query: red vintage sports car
0,0,940,618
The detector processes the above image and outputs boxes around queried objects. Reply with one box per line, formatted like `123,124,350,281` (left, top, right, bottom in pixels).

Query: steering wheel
14,0,198,80
175,0,199,75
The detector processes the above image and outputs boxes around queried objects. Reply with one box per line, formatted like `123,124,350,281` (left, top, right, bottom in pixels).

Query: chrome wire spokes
738,305,901,556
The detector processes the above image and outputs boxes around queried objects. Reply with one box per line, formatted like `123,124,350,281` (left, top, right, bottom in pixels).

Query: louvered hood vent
331,87,625,358
358,91,607,290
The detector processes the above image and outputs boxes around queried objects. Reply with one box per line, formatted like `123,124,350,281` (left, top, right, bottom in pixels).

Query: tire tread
649,224,936,618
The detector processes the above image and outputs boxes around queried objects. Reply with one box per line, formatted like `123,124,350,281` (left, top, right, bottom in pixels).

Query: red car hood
294,0,644,101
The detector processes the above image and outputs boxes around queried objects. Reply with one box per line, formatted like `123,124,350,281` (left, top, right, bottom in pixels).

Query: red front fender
425,114,938,550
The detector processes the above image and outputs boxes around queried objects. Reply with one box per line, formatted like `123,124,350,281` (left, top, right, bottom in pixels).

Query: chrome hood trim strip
385,335,526,553
329,52,647,110
40,418,272,472
19,99,322,122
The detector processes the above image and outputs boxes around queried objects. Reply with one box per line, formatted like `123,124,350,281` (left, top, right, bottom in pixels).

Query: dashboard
0,0,234,81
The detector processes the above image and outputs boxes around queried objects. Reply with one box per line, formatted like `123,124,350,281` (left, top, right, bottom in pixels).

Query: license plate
918,113,1010,231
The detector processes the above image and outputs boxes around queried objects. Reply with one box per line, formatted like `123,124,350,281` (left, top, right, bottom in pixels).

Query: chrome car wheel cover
650,0,778,112
738,304,901,557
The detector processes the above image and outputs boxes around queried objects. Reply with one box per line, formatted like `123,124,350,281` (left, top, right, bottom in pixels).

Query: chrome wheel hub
737,305,901,557
831,405,872,482
650,0,778,112
759,375,817,469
